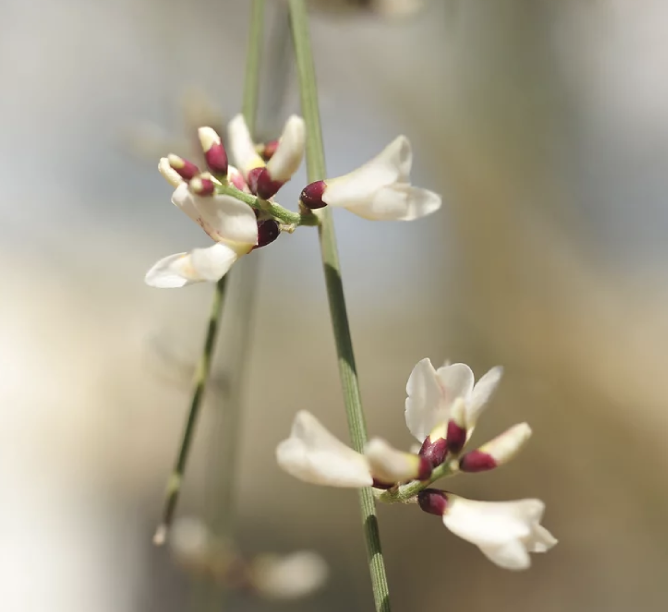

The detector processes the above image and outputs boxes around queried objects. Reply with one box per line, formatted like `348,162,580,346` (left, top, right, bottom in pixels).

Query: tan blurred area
2,0,668,611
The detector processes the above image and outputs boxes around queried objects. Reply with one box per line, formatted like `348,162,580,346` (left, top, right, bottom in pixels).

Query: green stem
214,182,318,227
154,276,228,545
288,2,392,610
375,460,460,504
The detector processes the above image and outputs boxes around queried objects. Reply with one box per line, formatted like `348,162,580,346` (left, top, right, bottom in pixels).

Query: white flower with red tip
299,136,441,221
276,357,556,570
145,155,258,289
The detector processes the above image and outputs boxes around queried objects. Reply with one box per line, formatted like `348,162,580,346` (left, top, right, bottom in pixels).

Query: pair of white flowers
277,359,557,570
145,114,441,288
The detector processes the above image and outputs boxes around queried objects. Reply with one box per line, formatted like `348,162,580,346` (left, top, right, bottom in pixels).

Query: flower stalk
288,1,392,610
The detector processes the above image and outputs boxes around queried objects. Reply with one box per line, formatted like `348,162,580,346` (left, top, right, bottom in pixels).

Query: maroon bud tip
459,450,497,473
261,139,279,161
256,168,285,200
300,181,327,210
419,436,448,468
204,144,228,175
417,456,433,481
168,155,200,181
254,219,280,248
418,489,449,516
189,176,215,197
372,478,395,490
445,420,467,455
247,167,263,196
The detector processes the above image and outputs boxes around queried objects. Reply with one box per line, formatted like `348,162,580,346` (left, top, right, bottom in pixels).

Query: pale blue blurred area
2,1,668,611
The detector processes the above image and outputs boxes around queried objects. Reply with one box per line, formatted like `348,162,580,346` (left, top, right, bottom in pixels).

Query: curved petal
266,115,305,182
144,242,240,288
436,363,475,409
323,136,412,208
443,496,544,548
525,524,558,553
479,540,531,571
192,194,258,246
276,411,372,488
467,366,503,426
159,157,184,188
227,113,265,178
364,438,423,483
405,358,446,442
346,184,442,221
171,182,199,223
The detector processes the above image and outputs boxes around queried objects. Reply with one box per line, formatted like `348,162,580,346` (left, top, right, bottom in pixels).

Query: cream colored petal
191,193,258,246
405,358,447,442
171,182,199,223
467,366,503,426
436,363,475,410
364,438,422,483
227,113,265,178
346,184,441,221
478,540,532,571
323,136,412,208
144,243,240,289
266,115,305,182
276,411,372,488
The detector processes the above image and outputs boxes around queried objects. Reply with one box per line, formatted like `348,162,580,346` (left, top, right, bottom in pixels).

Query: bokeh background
2,0,668,610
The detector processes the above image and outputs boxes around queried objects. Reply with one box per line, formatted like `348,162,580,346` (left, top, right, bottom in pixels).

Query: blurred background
2,0,668,610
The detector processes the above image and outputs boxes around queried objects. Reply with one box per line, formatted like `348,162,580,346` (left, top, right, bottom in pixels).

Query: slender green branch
375,460,460,504
289,2,391,610
215,182,319,227
154,276,228,545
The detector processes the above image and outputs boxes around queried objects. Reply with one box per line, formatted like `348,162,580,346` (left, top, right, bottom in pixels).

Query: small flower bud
300,181,327,209
189,175,216,196
418,488,449,516
255,219,280,248
459,423,532,473
258,139,279,161
228,166,248,192
256,168,285,200
198,126,228,175
419,422,448,467
445,397,467,455
168,154,200,181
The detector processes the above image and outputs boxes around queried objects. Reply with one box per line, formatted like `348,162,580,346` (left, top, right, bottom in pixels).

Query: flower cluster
276,359,557,570
145,115,442,288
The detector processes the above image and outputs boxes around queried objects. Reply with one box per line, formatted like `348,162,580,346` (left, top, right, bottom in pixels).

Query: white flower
300,136,441,221
265,115,305,183
227,114,265,180
441,494,557,570
276,411,427,488
405,358,503,443
145,166,258,288
252,551,328,600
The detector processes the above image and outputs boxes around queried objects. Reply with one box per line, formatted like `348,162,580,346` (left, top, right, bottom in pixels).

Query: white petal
253,551,328,600
171,182,199,223
323,136,412,208
467,366,503,426
276,411,372,488
525,525,558,553
227,113,265,178
159,157,184,188
405,358,446,442
266,115,305,182
191,193,258,246
364,438,421,483
479,540,532,571
144,243,240,288
346,184,442,221
443,496,543,548
436,363,475,408
480,422,532,464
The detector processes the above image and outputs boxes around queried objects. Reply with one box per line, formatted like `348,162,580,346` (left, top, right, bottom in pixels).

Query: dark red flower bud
300,181,327,210
459,450,497,473
256,168,285,200
446,420,467,455
260,139,279,161
189,175,215,196
255,219,280,248
198,127,228,175
418,489,449,516
168,154,200,181
247,167,263,196
417,456,433,481
419,435,448,468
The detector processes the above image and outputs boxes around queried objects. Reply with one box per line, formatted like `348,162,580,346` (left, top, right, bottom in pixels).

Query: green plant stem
154,276,227,545
375,460,460,504
288,2,391,610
